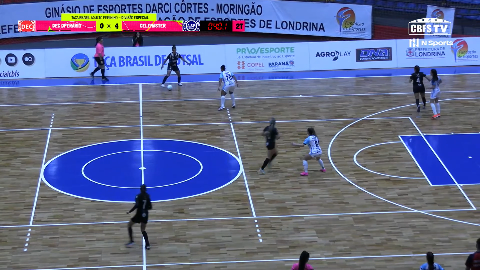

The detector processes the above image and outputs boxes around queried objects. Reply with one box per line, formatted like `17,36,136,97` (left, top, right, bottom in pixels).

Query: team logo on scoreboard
71,53,90,72
182,20,200,32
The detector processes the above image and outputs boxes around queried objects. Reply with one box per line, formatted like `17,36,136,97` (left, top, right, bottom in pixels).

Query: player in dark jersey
126,184,152,250
160,45,190,90
409,65,431,112
258,118,280,174
465,238,480,270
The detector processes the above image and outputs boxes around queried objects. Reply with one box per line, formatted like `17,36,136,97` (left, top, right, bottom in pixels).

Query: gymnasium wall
1,37,479,80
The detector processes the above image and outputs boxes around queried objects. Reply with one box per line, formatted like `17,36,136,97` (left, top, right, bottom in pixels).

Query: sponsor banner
224,43,310,73
396,37,480,68
0,0,372,39
309,40,397,71
44,45,224,77
425,5,455,39
0,49,46,79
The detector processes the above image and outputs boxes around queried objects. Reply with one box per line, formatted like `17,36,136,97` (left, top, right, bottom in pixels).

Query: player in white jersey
429,69,442,119
292,127,326,176
218,65,238,111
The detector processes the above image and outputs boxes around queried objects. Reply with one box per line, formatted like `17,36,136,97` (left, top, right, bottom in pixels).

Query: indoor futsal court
1,66,480,270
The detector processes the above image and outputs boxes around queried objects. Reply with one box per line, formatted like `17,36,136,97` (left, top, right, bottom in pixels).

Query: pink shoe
320,169,326,173
300,172,308,176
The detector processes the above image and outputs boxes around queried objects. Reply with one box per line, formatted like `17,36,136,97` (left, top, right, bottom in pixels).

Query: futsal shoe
416,105,421,112
161,84,165,87
102,77,109,82
300,172,308,176
320,169,326,173
218,107,224,111
232,105,236,109
125,241,134,248
178,83,183,86
145,245,150,250
431,114,439,119
258,169,265,175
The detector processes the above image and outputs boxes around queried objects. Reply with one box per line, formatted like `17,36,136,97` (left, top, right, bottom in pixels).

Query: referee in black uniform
126,184,152,250
160,45,190,89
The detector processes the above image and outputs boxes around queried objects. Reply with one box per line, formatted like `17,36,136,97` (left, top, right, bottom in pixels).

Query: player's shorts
413,86,426,93
94,57,105,69
430,89,440,99
131,213,148,224
167,64,179,72
223,84,236,93
310,152,322,158
266,141,276,150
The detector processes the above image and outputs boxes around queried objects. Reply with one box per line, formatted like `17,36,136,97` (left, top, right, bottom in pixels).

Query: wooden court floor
1,74,480,269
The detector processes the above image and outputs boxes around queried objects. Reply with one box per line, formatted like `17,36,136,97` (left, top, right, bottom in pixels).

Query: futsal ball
167,85,173,90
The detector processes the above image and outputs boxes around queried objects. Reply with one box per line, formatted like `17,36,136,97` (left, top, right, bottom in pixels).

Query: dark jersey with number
410,72,426,89
167,52,181,67
466,252,480,270
134,192,152,217
263,126,278,147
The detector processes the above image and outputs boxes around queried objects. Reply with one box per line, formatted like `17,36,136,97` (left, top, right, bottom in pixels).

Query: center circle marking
82,150,203,188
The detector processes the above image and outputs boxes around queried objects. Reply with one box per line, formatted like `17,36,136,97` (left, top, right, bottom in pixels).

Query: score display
19,16,245,33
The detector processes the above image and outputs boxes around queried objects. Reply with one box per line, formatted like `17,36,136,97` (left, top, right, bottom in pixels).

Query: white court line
398,136,434,186
353,141,425,180
0,208,474,229
24,113,54,252
138,84,147,270
328,97,480,232
0,116,411,133
226,108,263,243
28,251,471,270
408,117,476,210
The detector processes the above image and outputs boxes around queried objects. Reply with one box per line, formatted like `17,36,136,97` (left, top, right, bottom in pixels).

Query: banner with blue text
0,0,372,39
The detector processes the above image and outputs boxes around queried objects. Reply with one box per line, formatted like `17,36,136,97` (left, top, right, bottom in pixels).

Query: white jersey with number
220,71,235,87
430,76,441,99
303,135,322,155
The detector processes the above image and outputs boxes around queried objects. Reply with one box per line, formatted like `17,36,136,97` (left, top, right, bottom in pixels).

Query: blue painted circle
82,150,203,188
42,139,242,202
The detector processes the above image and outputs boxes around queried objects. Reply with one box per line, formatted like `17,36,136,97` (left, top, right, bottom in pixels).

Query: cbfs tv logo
335,7,366,34
408,18,452,36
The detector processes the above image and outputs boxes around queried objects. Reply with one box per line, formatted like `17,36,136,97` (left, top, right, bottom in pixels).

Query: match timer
199,21,245,32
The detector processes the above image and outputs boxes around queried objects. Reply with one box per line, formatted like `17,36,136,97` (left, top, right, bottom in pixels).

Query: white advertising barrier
396,37,480,68
0,0,372,39
44,44,225,78
425,5,456,39
308,40,398,71
224,43,310,73
0,49,46,79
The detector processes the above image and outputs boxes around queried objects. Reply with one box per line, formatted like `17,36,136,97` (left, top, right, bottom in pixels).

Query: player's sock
162,76,169,84
430,103,437,115
230,93,236,106
318,159,325,169
177,76,181,84
303,160,308,172
220,96,225,108
261,158,270,170
128,227,133,242
422,97,426,106
101,69,105,77
436,103,440,114
415,99,419,107
142,231,150,246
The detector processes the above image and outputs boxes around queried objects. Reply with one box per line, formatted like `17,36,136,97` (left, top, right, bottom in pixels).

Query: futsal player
429,69,442,119
160,45,190,89
419,252,444,270
292,127,326,176
409,65,430,112
90,37,108,81
258,118,279,175
465,238,480,270
218,65,238,111
126,184,152,250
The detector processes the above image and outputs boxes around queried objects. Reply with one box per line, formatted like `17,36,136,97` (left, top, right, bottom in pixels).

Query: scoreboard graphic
18,14,245,33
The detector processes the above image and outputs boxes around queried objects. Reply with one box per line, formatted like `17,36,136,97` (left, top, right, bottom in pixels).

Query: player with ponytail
420,252,444,270
292,251,314,270
258,118,279,174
